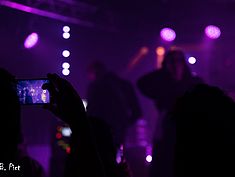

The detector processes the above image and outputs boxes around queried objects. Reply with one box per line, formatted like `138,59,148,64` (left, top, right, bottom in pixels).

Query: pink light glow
205,25,221,39
160,28,176,42
62,62,70,69
24,32,39,49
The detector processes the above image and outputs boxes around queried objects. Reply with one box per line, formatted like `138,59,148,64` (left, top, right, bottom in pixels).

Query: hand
42,74,86,127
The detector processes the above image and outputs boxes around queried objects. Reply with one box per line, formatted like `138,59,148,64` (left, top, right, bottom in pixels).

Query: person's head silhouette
0,68,22,160
174,84,235,177
162,49,191,81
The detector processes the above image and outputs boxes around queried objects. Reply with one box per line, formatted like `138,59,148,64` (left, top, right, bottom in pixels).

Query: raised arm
43,74,106,177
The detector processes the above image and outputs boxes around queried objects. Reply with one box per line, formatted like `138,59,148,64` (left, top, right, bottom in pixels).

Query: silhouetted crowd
1,49,235,177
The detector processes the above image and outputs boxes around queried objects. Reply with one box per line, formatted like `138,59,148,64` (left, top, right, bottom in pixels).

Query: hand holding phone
17,79,50,105
42,73,86,126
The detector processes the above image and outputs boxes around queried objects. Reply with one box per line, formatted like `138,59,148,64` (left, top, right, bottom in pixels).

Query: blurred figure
0,68,45,177
137,49,202,112
19,90,25,103
137,49,202,177
90,117,133,177
25,89,33,104
86,61,142,148
173,84,235,177
44,73,132,177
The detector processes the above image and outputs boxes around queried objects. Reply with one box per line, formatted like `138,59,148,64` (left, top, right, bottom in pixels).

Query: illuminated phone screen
17,79,50,105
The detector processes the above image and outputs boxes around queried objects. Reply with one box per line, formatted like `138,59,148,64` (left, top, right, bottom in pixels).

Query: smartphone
16,79,50,105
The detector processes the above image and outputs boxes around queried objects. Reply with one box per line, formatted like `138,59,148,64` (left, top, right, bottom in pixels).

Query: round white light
188,57,197,65
146,155,152,163
63,26,70,33
62,127,72,137
63,32,70,39
62,69,70,76
62,50,70,58
62,62,70,69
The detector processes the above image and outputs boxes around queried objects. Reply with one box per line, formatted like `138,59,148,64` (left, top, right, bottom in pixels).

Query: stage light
205,25,221,39
146,155,152,163
66,147,71,154
63,26,70,33
63,32,70,39
140,47,149,54
62,69,70,76
62,127,72,137
160,28,176,42
24,32,39,49
116,145,124,164
62,62,70,69
56,133,62,139
62,50,70,58
156,46,165,56
188,57,197,64
82,99,88,110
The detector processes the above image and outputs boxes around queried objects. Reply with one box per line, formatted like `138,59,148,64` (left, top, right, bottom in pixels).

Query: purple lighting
24,32,39,49
205,25,221,39
160,28,176,42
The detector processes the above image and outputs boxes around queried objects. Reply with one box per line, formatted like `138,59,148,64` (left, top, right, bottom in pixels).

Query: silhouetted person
137,49,202,177
86,61,142,147
19,90,25,103
172,84,235,177
137,49,202,112
90,117,133,177
0,68,45,177
43,73,106,177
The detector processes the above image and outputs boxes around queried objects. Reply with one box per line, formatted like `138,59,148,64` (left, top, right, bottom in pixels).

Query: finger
42,82,56,94
47,73,75,93
47,73,85,111
46,74,60,93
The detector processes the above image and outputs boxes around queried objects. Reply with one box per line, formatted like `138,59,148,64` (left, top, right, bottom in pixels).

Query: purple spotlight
24,32,39,49
62,50,70,58
160,28,176,42
205,25,221,39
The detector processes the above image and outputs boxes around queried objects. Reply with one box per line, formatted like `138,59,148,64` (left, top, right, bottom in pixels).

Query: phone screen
17,79,50,105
